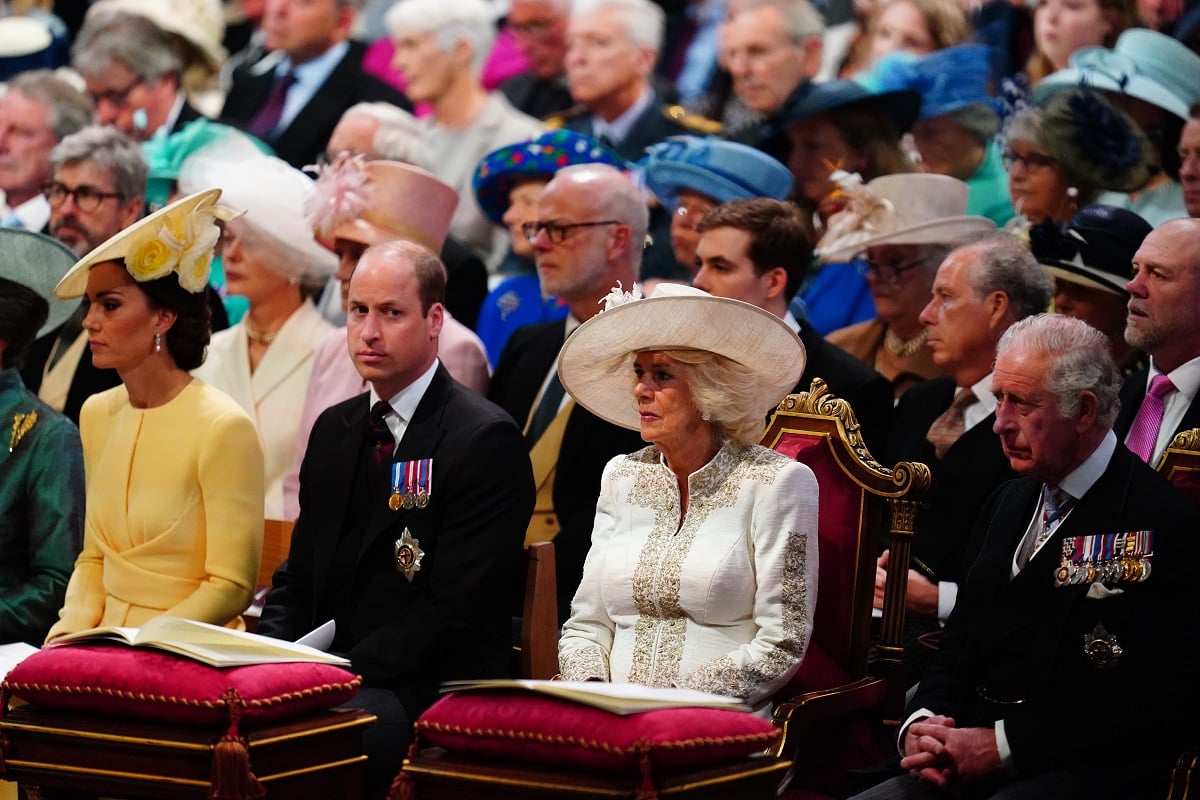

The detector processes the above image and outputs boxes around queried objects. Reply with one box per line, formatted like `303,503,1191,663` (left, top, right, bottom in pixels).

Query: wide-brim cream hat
816,173,996,262
55,189,239,299
557,284,806,432
0,229,79,337
87,0,226,76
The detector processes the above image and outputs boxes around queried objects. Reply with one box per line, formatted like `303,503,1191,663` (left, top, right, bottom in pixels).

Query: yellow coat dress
47,380,264,640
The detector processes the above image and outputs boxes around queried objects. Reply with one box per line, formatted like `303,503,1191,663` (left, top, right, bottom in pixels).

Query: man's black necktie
367,400,395,473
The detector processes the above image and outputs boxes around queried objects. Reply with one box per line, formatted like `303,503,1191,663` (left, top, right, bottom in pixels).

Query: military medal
8,410,37,453
393,527,424,581
1056,531,1154,588
389,459,434,511
1083,623,1123,669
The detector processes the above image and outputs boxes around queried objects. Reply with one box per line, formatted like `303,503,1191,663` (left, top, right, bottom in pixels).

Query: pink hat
306,156,459,253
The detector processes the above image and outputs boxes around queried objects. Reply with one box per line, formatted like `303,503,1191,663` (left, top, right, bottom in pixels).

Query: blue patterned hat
473,130,625,224
861,45,1001,120
637,136,793,209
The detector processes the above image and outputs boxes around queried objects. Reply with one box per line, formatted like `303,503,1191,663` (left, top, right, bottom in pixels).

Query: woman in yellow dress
46,190,265,640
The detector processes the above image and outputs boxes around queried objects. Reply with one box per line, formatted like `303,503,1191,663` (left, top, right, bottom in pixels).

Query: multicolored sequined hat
472,130,625,225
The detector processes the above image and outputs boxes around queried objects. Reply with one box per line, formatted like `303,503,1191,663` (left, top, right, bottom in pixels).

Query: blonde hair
620,348,772,445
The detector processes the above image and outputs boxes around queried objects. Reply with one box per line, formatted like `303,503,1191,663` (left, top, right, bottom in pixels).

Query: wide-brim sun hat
816,173,995,262
0,229,80,337
55,189,236,299
1033,28,1200,121
638,136,794,210
86,0,226,76
473,130,625,225
557,284,806,432
1029,205,1153,296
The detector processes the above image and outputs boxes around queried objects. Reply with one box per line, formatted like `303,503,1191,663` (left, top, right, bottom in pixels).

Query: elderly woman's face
669,189,718,272
503,179,550,258
861,244,939,326
392,29,459,105
221,218,296,305
1005,139,1074,223
81,261,172,372
633,351,706,449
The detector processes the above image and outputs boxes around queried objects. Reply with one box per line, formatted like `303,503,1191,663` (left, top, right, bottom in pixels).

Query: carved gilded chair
393,380,928,800
1158,429,1200,800
760,379,929,797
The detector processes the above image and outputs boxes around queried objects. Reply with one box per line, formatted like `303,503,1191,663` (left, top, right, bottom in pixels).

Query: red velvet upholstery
414,690,780,772
2,644,360,726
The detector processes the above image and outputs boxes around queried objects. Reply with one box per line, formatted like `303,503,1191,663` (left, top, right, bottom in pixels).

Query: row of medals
1055,544,1152,587
389,490,429,511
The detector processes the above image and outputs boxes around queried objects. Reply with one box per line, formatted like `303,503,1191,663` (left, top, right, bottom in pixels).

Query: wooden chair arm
1168,746,1200,800
767,676,886,758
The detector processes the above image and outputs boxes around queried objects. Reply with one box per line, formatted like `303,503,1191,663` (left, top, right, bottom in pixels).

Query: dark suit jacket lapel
357,367,452,564
312,394,369,603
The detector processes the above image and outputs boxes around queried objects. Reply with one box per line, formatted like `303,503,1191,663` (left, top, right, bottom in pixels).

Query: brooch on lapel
8,411,37,453
1054,530,1153,587
1083,623,1123,669
394,527,424,582
389,458,433,511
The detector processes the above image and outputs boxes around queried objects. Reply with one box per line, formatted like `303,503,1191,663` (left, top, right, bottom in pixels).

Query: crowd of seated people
3,0,1200,796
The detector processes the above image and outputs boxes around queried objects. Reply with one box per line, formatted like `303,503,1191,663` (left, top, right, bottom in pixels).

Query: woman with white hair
557,284,819,713
184,153,337,521
387,0,543,269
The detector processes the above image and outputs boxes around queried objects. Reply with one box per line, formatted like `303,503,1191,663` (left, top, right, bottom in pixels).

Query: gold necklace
883,327,928,357
245,321,278,346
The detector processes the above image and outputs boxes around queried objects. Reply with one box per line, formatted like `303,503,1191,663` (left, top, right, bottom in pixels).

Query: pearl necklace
883,327,928,357
245,322,278,346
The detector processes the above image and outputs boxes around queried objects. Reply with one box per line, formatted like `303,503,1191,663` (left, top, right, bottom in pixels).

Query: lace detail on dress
558,643,612,682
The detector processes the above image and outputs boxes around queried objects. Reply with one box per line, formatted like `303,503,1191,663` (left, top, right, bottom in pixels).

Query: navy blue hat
774,79,922,133
860,45,1000,120
1030,205,1153,296
637,136,794,209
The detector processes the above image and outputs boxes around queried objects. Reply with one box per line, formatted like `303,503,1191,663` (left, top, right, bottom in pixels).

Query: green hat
0,229,79,336
1040,89,1158,193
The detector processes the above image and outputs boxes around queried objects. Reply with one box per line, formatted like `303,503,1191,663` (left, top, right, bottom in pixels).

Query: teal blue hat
142,119,272,212
860,45,1000,120
638,136,794,209
473,130,626,224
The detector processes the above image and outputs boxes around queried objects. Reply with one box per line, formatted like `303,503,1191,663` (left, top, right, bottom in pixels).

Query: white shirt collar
369,358,440,442
1058,429,1117,500
593,88,653,145
963,372,996,432
782,310,801,335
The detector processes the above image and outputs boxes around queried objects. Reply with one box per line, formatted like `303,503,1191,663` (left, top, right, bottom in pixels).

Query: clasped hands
901,715,1004,788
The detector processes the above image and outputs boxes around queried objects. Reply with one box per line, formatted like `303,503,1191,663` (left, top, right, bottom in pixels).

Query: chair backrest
260,519,295,589
517,541,559,680
759,379,929,723
1156,428,1200,507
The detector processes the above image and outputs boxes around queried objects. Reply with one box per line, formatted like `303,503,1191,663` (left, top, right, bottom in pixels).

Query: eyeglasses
853,255,928,283
522,219,621,244
43,182,123,212
89,78,143,109
1002,149,1057,175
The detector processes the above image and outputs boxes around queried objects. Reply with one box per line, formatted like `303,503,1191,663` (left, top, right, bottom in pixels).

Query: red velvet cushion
2,644,360,727
415,690,780,772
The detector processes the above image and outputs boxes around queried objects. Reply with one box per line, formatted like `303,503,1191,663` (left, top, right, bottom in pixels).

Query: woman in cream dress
46,190,264,639
182,154,336,521
557,284,819,713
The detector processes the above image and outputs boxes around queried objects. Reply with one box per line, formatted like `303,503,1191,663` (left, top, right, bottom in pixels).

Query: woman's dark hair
133,268,211,370
0,277,50,370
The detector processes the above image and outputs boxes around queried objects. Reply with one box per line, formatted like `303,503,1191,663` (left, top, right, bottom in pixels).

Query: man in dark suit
1114,219,1200,464
500,0,575,119
881,235,1052,678
853,314,1199,800
547,0,719,282
71,12,212,142
221,0,410,170
21,126,146,424
259,240,533,793
693,198,893,453
489,164,647,620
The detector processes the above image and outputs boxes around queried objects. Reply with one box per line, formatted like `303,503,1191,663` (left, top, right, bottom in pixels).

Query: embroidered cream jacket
559,441,819,710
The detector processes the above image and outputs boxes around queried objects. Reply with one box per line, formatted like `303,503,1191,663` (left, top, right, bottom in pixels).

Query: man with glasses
500,0,575,119
71,13,207,143
0,71,93,233
692,198,892,453
19,126,147,425
489,164,647,620
880,235,1052,682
